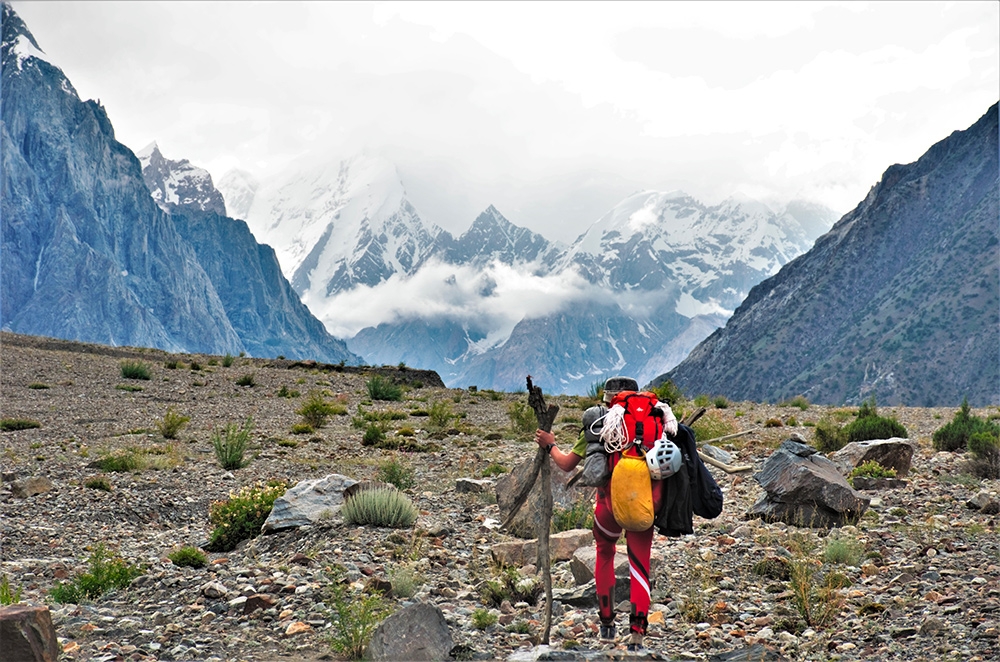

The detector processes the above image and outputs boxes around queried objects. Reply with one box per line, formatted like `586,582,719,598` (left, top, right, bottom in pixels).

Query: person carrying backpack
533,376,678,651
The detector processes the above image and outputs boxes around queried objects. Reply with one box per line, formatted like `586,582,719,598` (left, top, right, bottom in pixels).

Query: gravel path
1,332,998,661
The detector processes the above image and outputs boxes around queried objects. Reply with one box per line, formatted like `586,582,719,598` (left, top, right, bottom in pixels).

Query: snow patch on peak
136,142,159,160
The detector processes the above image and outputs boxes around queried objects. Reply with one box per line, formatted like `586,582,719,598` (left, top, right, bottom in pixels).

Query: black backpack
655,424,723,536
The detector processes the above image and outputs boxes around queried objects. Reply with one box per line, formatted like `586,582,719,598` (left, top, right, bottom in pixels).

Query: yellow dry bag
610,451,654,531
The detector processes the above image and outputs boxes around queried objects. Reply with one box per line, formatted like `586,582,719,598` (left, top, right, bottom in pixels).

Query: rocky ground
1,332,998,662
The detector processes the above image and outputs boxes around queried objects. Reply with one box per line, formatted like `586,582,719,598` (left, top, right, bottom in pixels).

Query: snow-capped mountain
137,142,227,216
436,205,565,268
217,168,258,220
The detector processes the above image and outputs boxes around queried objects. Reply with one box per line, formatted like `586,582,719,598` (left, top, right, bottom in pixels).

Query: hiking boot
626,631,644,651
626,642,645,652
599,623,616,640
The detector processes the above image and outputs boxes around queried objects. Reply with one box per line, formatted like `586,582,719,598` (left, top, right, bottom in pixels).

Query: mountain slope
137,142,227,216
659,103,1000,406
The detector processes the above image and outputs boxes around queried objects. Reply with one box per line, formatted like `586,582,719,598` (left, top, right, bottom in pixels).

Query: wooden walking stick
499,375,558,645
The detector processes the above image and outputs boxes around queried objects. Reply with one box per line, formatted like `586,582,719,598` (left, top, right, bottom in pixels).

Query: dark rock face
747,440,870,528
365,602,453,662
138,142,226,216
496,456,596,539
0,4,359,364
829,438,916,477
0,604,60,662
660,103,1000,406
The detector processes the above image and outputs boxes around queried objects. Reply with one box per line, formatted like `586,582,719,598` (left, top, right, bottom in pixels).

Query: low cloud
304,259,602,340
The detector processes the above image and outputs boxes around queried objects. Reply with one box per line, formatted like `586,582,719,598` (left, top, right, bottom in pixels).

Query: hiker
533,376,678,651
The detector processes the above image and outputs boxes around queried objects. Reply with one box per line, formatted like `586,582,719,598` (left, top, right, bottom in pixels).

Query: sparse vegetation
507,401,537,435
428,400,454,428
277,385,301,398
168,546,208,568
120,360,151,380
552,497,594,533
849,460,897,481
842,398,908,443
155,407,190,439
366,375,403,401
651,379,684,406
472,608,497,629
222,353,235,367
211,417,254,470
297,391,343,428
341,487,418,528
0,574,23,605
377,457,416,490
235,372,256,387
933,398,1000,452
482,463,508,477
49,543,144,603
780,395,811,411
206,481,288,552
0,418,41,432
691,410,737,441
323,569,391,660
480,567,542,607
84,475,113,491
28,382,50,389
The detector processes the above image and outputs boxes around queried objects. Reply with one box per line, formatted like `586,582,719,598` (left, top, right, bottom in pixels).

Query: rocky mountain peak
137,142,227,216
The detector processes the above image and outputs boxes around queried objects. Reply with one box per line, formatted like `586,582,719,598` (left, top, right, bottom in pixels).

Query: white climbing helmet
646,435,682,480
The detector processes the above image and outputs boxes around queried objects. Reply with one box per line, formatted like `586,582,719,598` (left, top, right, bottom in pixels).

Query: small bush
164,360,179,369
211,417,254,470
206,482,287,552
849,460,897,480
693,394,711,408
189,361,202,371
95,449,147,473
0,574,23,605
291,423,314,435
341,487,418,528
277,438,299,448
764,418,784,428
823,537,865,566
713,396,730,409
222,353,235,367
28,382,50,389
235,373,256,387
377,458,415,491
84,475,113,491
362,424,386,447
49,544,143,603
507,401,537,435
0,418,41,432
651,380,684,406
967,432,1000,479
690,410,737,442
842,398,907,443
472,608,497,629
933,398,1000,452
298,391,341,428
155,407,190,439
277,385,301,398
387,564,422,598
168,546,208,568
324,569,391,660
552,498,594,533
120,360,151,380
780,395,811,411
428,401,453,428
814,418,848,453
366,375,403,402
480,567,542,607
482,463,508,477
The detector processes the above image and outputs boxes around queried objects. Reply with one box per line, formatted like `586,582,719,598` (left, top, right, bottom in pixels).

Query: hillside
2,332,998,661
659,103,1000,407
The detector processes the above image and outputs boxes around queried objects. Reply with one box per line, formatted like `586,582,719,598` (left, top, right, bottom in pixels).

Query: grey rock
851,477,907,490
262,474,358,533
699,444,733,465
456,478,493,494
11,476,53,498
491,529,592,567
747,440,870,527
967,490,1000,513
496,457,595,539
830,438,916,477
365,602,453,661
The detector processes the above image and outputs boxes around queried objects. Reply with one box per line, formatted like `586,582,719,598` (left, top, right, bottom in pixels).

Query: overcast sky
12,1,999,242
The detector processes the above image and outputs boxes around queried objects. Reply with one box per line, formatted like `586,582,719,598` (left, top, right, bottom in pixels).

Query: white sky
11,1,999,242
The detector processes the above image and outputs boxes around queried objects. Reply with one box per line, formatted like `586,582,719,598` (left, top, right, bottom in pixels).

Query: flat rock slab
261,474,358,533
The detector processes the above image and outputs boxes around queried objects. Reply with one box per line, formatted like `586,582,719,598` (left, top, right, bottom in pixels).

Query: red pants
592,480,662,634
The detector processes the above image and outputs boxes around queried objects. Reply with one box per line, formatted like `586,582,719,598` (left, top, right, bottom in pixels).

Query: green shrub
764,418,783,428
823,537,865,566
780,395,811,411
28,382,49,389
377,458,415,491
366,375,403,402
362,424,386,447
693,394,711,408
933,398,1000,452
115,384,144,392
0,574,23,605
481,463,508,477
587,380,605,403
323,570,391,660
967,431,1000,479
49,544,143,603
84,475,113,491
651,380,683,406
471,608,497,629
155,407,190,439
206,482,287,552
168,546,208,568
690,411,736,442
849,460,897,480
211,417,254,470
341,488,418,528
713,396,730,409
480,567,542,607
298,391,341,428
277,385,301,398
428,401,454,428
507,401,537,434
387,564,422,598
814,418,848,452
95,449,147,473
222,353,235,367
164,360,179,369
235,373,256,387
0,418,41,432
841,397,907,444
552,498,594,533
120,360,151,380
291,423,314,435
189,361,202,371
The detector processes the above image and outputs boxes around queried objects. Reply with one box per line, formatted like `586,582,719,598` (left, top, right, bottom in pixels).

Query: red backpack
608,390,663,457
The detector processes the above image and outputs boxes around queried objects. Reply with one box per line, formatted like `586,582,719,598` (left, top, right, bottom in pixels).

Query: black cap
603,376,638,401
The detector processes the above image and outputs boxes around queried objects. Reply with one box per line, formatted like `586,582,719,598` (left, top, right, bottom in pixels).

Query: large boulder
11,477,53,498
490,529,593,567
747,440,870,528
261,474,358,533
0,604,60,662
496,457,595,539
365,602,452,661
829,438,915,477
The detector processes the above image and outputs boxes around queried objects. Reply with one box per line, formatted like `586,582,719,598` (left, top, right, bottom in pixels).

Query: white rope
598,404,630,453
